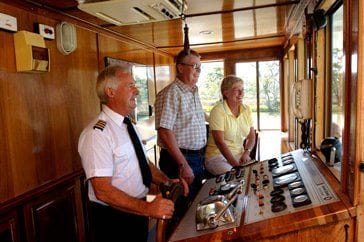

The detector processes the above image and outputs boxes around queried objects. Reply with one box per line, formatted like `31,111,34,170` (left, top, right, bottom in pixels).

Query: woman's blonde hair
220,75,244,100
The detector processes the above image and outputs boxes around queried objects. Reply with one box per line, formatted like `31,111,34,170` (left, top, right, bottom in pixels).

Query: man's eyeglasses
180,63,201,72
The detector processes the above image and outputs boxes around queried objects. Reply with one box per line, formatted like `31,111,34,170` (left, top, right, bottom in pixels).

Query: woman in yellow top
205,75,256,175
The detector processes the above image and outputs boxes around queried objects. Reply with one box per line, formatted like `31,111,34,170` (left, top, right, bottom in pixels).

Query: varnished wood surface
171,146,354,242
356,0,364,238
0,1,175,204
9,0,298,56
97,34,175,103
0,1,100,200
201,46,283,62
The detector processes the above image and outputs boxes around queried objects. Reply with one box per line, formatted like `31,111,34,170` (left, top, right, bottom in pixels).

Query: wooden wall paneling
44,25,99,175
0,22,13,200
0,77,12,202
98,33,155,66
97,33,171,108
153,53,175,95
0,2,99,201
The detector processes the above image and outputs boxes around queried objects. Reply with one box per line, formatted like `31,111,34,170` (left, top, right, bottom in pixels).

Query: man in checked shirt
155,49,207,215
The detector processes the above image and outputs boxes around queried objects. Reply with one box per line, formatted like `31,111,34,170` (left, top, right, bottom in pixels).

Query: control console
244,149,339,224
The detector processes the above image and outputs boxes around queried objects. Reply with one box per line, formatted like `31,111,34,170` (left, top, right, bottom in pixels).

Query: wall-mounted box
0,13,17,32
14,31,50,72
35,23,55,40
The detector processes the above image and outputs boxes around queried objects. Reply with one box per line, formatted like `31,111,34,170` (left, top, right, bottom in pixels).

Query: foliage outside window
259,61,280,113
133,65,150,121
197,61,224,113
236,61,280,130
330,5,344,139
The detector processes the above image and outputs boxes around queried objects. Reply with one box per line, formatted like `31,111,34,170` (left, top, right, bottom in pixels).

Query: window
329,5,344,141
197,60,224,113
133,65,150,121
236,60,281,130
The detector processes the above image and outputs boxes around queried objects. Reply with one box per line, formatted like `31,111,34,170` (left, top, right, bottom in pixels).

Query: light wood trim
356,0,364,239
282,57,289,132
201,46,283,62
288,48,295,142
297,35,305,80
314,29,326,151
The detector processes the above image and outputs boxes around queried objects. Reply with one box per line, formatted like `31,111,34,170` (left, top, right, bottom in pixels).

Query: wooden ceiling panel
158,35,286,56
34,0,78,10
23,0,299,55
109,18,183,47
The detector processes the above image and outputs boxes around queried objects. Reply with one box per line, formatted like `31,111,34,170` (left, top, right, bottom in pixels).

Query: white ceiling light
78,0,187,26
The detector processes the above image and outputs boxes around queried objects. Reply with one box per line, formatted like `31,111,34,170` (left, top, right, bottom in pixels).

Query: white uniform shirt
78,105,148,204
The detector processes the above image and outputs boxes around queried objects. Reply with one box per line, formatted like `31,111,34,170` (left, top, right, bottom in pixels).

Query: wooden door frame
355,0,364,240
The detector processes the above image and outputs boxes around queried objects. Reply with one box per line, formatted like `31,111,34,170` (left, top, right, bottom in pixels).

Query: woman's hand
239,151,252,164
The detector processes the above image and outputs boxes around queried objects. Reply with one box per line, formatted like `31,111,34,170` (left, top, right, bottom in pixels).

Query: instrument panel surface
169,149,339,241
244,150,339,224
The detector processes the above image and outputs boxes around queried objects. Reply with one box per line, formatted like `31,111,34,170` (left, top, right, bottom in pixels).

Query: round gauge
268,158,278,164
291,187,306,195
271,202,287,213
272,164,295,175
293,194,309,203
270,195,285,203
288,181,303,190
270,188,284,196
281,155,293,161
281,153,292,159
274,173,298,185
220,183,231,191
220,181,239,191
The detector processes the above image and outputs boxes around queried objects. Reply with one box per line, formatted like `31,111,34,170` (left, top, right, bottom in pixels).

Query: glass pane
330,5,344,142
197,61,224,113
133,65,149,121
236,62,258,128
258,60,281,130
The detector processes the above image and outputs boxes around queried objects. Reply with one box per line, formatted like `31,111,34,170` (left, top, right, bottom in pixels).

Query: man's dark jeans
159,148,204,219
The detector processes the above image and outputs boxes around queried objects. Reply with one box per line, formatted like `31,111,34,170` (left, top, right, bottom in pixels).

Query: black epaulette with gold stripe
93,120,106,131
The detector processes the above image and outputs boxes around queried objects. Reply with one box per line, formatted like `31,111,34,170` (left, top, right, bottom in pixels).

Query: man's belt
179,148,205,155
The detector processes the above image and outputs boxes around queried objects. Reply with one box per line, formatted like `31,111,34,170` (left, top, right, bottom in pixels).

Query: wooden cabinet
254,219,354,242
0,174,85,242
0,210,20,242
23,184,81,242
